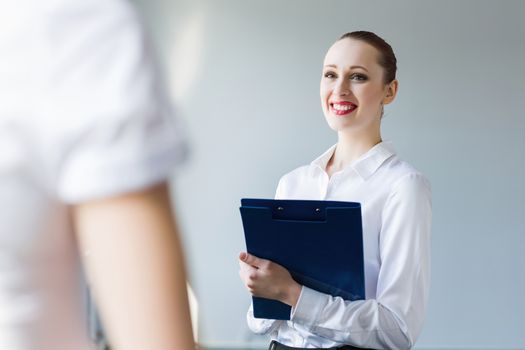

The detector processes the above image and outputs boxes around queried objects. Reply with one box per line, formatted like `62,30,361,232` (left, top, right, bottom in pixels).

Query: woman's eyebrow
324,64,369,72
350,65,369,72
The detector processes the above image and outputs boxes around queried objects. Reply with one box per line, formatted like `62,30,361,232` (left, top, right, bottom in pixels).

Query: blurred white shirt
0,0,186,349
247,142,432,350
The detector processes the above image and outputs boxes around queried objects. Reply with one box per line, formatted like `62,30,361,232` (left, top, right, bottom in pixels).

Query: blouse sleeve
289,173,432,350
40,0,187,203
246,303,283,335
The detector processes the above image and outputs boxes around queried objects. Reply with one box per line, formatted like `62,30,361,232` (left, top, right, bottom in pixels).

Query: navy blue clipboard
240,198,365,320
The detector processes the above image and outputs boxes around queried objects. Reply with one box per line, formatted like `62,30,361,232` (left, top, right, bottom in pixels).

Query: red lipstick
330,101,357,116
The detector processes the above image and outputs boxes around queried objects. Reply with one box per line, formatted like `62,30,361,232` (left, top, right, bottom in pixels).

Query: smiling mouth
330,102,357,116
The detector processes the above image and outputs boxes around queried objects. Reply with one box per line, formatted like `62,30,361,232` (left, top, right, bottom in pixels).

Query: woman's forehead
323,38,380,70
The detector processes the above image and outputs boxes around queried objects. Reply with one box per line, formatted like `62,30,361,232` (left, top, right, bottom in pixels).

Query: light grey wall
132,0,525,348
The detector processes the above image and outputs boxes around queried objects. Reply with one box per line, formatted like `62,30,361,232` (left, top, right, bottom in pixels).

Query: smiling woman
239,31,432,350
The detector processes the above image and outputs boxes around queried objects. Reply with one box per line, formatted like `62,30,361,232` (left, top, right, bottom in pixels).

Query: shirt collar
311,141,396,180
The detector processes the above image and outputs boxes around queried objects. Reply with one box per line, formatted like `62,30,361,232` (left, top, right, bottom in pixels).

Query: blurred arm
73,182,195,350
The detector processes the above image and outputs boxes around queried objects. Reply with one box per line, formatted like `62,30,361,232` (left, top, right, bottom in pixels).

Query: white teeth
332,103,355,111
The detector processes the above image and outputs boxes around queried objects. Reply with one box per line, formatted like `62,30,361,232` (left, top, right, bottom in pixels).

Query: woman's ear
383,79,398,105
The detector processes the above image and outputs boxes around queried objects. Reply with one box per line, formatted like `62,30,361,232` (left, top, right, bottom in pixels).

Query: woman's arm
73,182,195,350
291,173,431,350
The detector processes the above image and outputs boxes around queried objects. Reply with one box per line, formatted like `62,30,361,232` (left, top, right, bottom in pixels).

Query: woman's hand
238,252,302,307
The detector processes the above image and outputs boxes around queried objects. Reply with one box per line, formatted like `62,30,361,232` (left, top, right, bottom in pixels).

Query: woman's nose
333,79,350,96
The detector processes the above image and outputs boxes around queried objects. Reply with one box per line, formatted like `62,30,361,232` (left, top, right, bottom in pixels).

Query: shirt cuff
290,286,327,326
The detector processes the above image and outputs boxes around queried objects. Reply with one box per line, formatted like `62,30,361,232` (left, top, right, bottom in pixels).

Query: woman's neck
326,131,382,177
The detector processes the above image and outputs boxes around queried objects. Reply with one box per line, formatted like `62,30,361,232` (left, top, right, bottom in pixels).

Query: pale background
131,0,525,348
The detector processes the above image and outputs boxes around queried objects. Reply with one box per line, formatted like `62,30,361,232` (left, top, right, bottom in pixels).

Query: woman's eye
324,72,337,79
350,74,368,81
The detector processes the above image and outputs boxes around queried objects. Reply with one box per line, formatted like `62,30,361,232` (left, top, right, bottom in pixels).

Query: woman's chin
325,118,354,132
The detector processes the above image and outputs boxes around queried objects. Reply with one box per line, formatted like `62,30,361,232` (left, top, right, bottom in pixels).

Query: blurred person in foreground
0,0,195,349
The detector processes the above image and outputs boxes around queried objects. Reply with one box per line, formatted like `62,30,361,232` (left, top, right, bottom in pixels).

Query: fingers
238,260,258,294
238,259,254,276
239,251,264,268
238,252,275,296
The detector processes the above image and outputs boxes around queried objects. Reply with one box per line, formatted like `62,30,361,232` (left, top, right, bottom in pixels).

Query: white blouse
247,142,432,350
